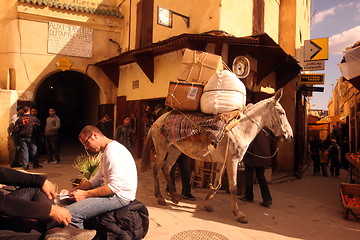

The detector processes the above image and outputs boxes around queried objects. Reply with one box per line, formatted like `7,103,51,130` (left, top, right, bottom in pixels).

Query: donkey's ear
274,88,283,102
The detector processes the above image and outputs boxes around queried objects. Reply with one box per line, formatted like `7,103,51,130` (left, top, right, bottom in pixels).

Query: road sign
304,38,328,61
299,86,324,92
302,60,325,71
300,74,324,85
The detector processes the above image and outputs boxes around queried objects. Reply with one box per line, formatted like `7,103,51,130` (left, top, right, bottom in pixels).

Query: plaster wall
0,0,124,163
263,0,280,43
152,0,221,43
0,90,19,162
119,50,182,101
218,0,252,37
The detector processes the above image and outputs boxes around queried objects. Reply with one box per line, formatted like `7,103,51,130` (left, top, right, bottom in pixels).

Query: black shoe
239,196,253,202
33,164,43,169
23,165,29,170
10,163,22,168
260,201,272,207
181,193,196,201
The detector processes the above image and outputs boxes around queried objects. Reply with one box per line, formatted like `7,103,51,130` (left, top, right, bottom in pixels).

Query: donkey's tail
141,128,154,172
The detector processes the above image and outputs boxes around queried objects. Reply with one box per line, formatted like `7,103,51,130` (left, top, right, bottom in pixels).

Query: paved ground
3,142,359,240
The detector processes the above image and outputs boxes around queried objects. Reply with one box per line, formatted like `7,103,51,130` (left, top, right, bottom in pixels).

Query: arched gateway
34,70,100,145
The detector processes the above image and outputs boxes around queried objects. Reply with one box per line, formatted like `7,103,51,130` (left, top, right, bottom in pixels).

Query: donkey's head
265,89,293,142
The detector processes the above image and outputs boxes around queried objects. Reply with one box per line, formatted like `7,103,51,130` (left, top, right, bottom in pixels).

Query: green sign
300,74,324,85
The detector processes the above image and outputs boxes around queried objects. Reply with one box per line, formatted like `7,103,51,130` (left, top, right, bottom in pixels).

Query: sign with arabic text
48,22,93,58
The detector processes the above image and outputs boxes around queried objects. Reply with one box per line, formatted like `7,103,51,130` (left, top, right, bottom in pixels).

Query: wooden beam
133,52,155,83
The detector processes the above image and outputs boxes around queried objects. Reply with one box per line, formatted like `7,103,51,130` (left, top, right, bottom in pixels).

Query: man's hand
49,205,72,226
42,180,57,200
70,189,88,202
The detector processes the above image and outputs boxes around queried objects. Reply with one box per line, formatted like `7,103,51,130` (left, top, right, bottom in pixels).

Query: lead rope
246,148,279,159
242,111,269,136
209,136,230,190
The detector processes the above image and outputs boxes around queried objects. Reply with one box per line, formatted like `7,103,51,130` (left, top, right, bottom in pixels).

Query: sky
310,0,360,110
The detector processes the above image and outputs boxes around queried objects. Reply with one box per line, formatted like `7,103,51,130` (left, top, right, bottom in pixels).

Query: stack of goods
165,49,223,111
340,183,360,220
200,70,246,114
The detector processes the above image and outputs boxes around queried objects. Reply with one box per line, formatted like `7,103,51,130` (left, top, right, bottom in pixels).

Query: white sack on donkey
200,70,246,114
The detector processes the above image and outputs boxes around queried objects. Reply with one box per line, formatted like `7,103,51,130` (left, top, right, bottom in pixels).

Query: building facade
0,0,311,176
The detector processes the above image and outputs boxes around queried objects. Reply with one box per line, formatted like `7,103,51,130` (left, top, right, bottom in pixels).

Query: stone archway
34,70,100,144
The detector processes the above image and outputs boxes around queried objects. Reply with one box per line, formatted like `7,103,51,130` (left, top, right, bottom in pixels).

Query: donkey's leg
153,150,167,206
161,146,181,204
204,163,224,212
226,159,248,224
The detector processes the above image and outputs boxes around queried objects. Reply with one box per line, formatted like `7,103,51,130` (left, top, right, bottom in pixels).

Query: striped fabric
160,111,231,148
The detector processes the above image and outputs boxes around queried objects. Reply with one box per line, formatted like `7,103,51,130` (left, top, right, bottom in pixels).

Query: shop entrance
34,70,100,146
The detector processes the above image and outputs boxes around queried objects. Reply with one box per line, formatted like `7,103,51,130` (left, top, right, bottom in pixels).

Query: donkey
141,89,293,223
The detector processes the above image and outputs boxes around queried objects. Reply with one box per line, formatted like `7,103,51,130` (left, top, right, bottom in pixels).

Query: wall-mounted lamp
157,6,190,28
109,39,122,54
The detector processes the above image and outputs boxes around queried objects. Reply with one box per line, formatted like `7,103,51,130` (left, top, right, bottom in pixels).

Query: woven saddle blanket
160,110,240,148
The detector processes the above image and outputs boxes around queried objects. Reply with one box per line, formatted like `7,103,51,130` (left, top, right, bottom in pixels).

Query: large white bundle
200,70,246,114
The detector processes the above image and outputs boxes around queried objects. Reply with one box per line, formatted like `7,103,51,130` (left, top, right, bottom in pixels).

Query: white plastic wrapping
200,70,246,114
338,45,360,80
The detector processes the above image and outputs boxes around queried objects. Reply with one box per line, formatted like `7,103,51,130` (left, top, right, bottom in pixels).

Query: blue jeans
10,135,22,166
20,138,37,168
66,194,131,229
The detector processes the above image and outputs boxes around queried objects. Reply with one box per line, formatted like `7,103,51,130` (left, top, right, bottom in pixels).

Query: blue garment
66,194,131,229
20,138,37,168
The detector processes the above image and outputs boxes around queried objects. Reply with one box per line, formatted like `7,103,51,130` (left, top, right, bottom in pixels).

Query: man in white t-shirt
60,125,138,229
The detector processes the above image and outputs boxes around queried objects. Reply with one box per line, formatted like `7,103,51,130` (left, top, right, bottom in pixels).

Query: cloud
312,2,354,27
312,7,336,26
329,26,360,54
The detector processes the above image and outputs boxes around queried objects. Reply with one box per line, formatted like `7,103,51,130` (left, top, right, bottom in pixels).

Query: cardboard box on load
165,81,204,111
177,49,223,84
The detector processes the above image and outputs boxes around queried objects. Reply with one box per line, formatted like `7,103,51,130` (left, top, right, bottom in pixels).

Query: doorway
34,70,100,146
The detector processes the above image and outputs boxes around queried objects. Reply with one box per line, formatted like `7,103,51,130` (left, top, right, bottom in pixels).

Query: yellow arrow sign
304,38,328,61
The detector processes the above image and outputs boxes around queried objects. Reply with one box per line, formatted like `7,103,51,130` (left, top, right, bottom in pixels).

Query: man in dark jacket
13,106,41,169
0,167,96,240
240,129,274,207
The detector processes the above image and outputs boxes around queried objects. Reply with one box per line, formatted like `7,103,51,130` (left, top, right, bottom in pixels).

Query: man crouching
59,125,138,229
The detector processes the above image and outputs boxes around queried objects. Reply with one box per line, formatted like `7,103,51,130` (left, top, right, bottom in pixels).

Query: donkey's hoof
237,216,248,224
157,198,167,205
204,205,213,212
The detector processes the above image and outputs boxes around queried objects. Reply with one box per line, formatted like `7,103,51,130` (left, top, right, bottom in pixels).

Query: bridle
242,101,287,138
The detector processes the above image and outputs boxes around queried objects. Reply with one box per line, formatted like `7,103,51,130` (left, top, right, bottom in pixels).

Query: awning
96,33,301,86
308,124,329,130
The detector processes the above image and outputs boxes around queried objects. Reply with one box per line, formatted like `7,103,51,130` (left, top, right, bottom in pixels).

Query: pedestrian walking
13,106,42,169
168,154,196,201
310,136,322,175
7,105,24,168
319,147,328,177
328,139,341,177
45,108,61,163
240,129,274,207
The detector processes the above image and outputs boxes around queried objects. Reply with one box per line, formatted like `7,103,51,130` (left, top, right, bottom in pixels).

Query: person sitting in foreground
60,125,138,229
0,167,96,240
